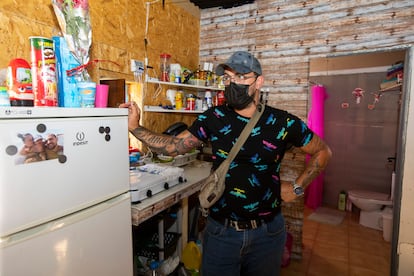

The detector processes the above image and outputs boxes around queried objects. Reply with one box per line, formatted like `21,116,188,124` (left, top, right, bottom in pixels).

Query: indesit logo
73,131,88,146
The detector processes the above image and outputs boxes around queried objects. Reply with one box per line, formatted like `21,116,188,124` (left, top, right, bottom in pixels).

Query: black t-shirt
188,105,314,220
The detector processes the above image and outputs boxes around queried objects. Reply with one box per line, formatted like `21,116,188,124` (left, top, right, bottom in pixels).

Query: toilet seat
348,189,393,210
348,190,390,201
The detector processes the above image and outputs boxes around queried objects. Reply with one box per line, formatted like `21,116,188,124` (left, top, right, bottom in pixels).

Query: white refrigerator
0,107,133,276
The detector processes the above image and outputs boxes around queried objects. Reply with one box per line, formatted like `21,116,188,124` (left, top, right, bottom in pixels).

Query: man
45,133,63,160
20,134,46,163
120,51,331,275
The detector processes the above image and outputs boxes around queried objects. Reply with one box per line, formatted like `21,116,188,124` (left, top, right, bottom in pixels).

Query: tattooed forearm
297,135,332,189
130,126,201,156
301,154,324,189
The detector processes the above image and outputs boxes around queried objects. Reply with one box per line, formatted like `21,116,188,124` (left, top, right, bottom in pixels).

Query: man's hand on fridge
119,101,141,131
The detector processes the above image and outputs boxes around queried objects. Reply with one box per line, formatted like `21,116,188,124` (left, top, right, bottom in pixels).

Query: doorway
309,48,410,275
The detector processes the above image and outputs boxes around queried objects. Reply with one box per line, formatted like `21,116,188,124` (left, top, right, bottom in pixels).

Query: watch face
294,186,304,196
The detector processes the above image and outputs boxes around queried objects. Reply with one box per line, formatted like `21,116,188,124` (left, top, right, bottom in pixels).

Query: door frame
309,45,413,276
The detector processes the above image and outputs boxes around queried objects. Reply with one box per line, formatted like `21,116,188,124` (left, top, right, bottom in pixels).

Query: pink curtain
305,85,327,209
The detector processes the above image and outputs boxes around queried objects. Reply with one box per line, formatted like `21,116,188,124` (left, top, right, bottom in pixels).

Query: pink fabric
305,85,327,209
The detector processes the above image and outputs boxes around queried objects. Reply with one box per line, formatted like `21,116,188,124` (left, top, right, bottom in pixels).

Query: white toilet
347,190,392,211
347,172,395,231
348,190,392,230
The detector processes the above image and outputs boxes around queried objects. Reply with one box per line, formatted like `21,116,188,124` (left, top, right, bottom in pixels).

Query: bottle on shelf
205,90,212,109
186,94,196,110
170,63,181,84
175,90,183,110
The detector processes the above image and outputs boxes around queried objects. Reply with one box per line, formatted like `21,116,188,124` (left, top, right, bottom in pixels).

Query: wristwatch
292,180,304,196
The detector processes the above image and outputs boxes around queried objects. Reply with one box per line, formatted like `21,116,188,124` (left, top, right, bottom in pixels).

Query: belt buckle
249,220,258,229
231,220,258,231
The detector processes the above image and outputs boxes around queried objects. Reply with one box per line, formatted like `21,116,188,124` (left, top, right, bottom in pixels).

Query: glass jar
160,53,171,82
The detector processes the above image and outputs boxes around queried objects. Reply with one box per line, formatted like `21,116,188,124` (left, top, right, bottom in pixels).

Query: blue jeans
201,212,286,276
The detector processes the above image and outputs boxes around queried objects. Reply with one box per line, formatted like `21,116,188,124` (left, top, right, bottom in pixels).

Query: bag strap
226,103,264,162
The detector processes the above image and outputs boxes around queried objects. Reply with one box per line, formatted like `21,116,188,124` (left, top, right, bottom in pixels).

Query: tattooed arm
281,134,332,202
119,101,203,156
296,134,332,189
130,127,202,156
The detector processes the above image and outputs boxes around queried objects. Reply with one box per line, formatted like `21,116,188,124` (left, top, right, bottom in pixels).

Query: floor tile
307,254,349,276
312,242,349,263
349,235,391,258
302,220,319,240
349,265,390,276
315,227,348,248
349,249,390,273
281,206,391,275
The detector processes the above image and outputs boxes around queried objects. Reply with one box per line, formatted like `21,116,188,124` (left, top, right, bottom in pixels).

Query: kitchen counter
131,160,211,258
131,160,211,226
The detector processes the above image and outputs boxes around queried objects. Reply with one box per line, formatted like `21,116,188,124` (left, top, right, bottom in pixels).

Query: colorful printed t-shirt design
188,105,314,220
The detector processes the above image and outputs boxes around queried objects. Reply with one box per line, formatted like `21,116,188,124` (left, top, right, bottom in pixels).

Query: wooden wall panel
0,0,200,135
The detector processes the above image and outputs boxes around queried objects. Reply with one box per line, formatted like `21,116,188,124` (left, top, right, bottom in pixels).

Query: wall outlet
131,59,144,72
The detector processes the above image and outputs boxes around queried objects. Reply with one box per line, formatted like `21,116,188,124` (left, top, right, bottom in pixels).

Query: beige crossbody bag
198,103,264,211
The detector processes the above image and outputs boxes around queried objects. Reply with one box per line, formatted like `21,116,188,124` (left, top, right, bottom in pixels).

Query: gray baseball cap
215,51,262,76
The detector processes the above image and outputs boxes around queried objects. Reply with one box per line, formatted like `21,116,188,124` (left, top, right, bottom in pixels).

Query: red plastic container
7,58,34,106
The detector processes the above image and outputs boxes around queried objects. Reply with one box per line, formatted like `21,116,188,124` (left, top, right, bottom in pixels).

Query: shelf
146,79,223,91
380,83,402,92
144,105,204,114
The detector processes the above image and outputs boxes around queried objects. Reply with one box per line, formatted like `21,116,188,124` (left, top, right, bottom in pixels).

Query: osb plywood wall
0,0,200,133
198,0,414,259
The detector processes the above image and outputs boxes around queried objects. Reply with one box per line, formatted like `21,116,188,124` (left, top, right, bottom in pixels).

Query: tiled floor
281,206,392,276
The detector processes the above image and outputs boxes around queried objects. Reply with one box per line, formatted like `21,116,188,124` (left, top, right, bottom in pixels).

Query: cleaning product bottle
182,241,201,271
338,190,346,211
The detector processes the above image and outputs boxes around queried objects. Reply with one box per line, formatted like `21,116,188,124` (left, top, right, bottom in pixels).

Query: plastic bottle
149,260,160,276
7,58,34,106
0,87,10,106
182,241,201,271
175,90,183,110
170,63,181,84
204,90,212,108
338,191,346,211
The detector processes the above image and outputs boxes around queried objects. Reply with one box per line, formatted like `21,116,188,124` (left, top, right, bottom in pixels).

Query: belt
211,214,276,231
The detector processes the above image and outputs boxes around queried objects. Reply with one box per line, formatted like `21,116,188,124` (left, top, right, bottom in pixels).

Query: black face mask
224,82,254,110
